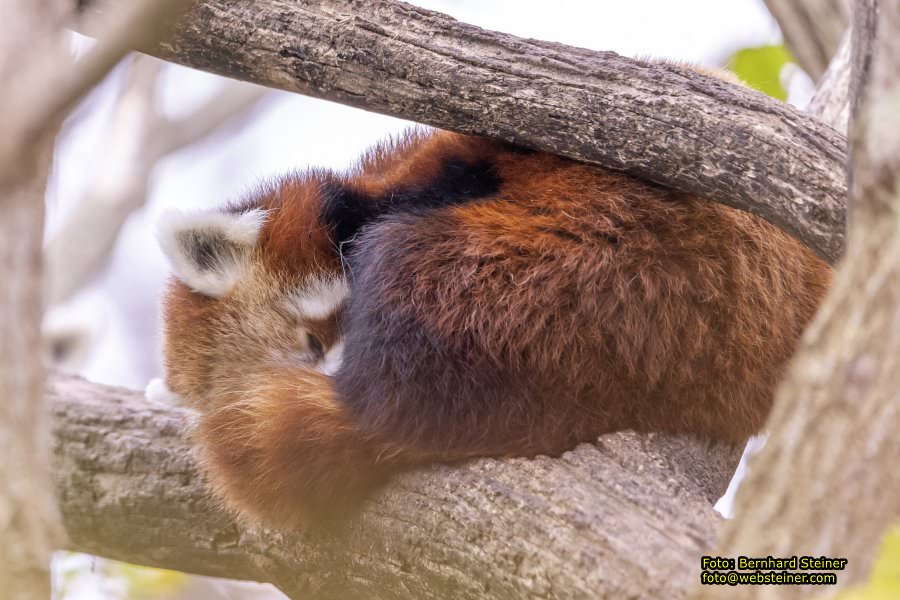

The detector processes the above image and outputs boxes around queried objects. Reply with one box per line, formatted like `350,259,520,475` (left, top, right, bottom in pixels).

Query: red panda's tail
195,367,414,529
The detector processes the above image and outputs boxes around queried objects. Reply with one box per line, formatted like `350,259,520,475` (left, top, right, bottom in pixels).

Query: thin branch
44,56,269,308
82,0,849,263
0,0,186,183
807,28,852,134
763,0,850,80
52,373,741,600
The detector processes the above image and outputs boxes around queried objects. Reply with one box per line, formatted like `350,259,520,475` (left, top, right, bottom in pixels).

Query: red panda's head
156,176,346,408
156,129,510,409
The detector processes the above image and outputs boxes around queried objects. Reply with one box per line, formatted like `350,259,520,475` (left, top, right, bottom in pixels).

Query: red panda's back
334,133,831,450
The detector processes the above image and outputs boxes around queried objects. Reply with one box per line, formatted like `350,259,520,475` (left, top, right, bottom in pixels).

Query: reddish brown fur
195,368,414,527
162,129,831,529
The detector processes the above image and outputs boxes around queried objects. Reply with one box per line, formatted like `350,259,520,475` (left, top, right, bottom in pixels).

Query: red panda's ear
156,208,267,298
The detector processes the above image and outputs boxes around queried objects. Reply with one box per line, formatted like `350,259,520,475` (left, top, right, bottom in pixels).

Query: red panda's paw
193,368,396,530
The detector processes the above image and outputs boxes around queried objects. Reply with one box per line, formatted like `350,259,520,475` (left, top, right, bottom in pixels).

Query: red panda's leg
195,367,412,529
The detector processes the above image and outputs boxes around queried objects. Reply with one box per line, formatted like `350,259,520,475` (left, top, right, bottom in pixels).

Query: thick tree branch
85,0,849,263
53,373,740,599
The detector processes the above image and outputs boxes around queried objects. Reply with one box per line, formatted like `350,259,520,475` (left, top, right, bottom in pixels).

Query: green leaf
726,44,793,100
111,562,187,599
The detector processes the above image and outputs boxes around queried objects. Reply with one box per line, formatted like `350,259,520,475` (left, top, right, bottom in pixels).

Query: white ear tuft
156,208,267,298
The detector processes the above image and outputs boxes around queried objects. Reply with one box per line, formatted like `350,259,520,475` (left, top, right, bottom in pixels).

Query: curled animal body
158,129,831,528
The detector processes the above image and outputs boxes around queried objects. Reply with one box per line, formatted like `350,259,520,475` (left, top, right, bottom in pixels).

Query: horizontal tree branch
52,373,740,599
85,0,849,263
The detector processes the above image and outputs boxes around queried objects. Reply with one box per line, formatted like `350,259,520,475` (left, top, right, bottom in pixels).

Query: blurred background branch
762,0,850,80
0,0,185,183
0,0,184,597
807,28,852,133
43,54,269,367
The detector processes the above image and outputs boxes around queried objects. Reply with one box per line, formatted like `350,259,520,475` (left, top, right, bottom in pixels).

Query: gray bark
53,373,741,600
0,1,68,597
86,0,849,263
807,29,852,134
696,0,900,597
763,0,850,80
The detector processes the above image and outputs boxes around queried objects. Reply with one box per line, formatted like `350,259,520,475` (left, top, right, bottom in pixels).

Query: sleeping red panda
157,128,831,529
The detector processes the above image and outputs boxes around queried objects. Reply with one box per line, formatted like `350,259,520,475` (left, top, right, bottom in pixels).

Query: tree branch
53,373,741,599
763,0,850,80
0,0,186,183
44,55,269,308
84,0,849,263
807,28,852,134
696,1,900,596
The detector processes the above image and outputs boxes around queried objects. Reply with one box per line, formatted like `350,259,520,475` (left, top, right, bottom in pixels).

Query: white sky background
48,1,801,596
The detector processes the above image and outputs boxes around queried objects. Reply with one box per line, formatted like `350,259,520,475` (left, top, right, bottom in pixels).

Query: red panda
157,128,831,529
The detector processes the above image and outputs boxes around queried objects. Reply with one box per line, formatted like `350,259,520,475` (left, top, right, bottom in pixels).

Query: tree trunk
0,154,60,600
0,1,67,597
0,2,200,597
697,0,900,596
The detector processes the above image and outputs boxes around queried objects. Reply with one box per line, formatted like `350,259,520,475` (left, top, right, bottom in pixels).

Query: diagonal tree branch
807,28,852,134
0,0,186,184
53,373,741,600
44,55,269,308
763,0,850,81
81,0,849,263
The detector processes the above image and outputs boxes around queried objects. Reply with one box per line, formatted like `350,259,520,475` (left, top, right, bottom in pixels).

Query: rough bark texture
87,0,850,264
763,0,850,80
53,373,741,600
696,0,900,597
